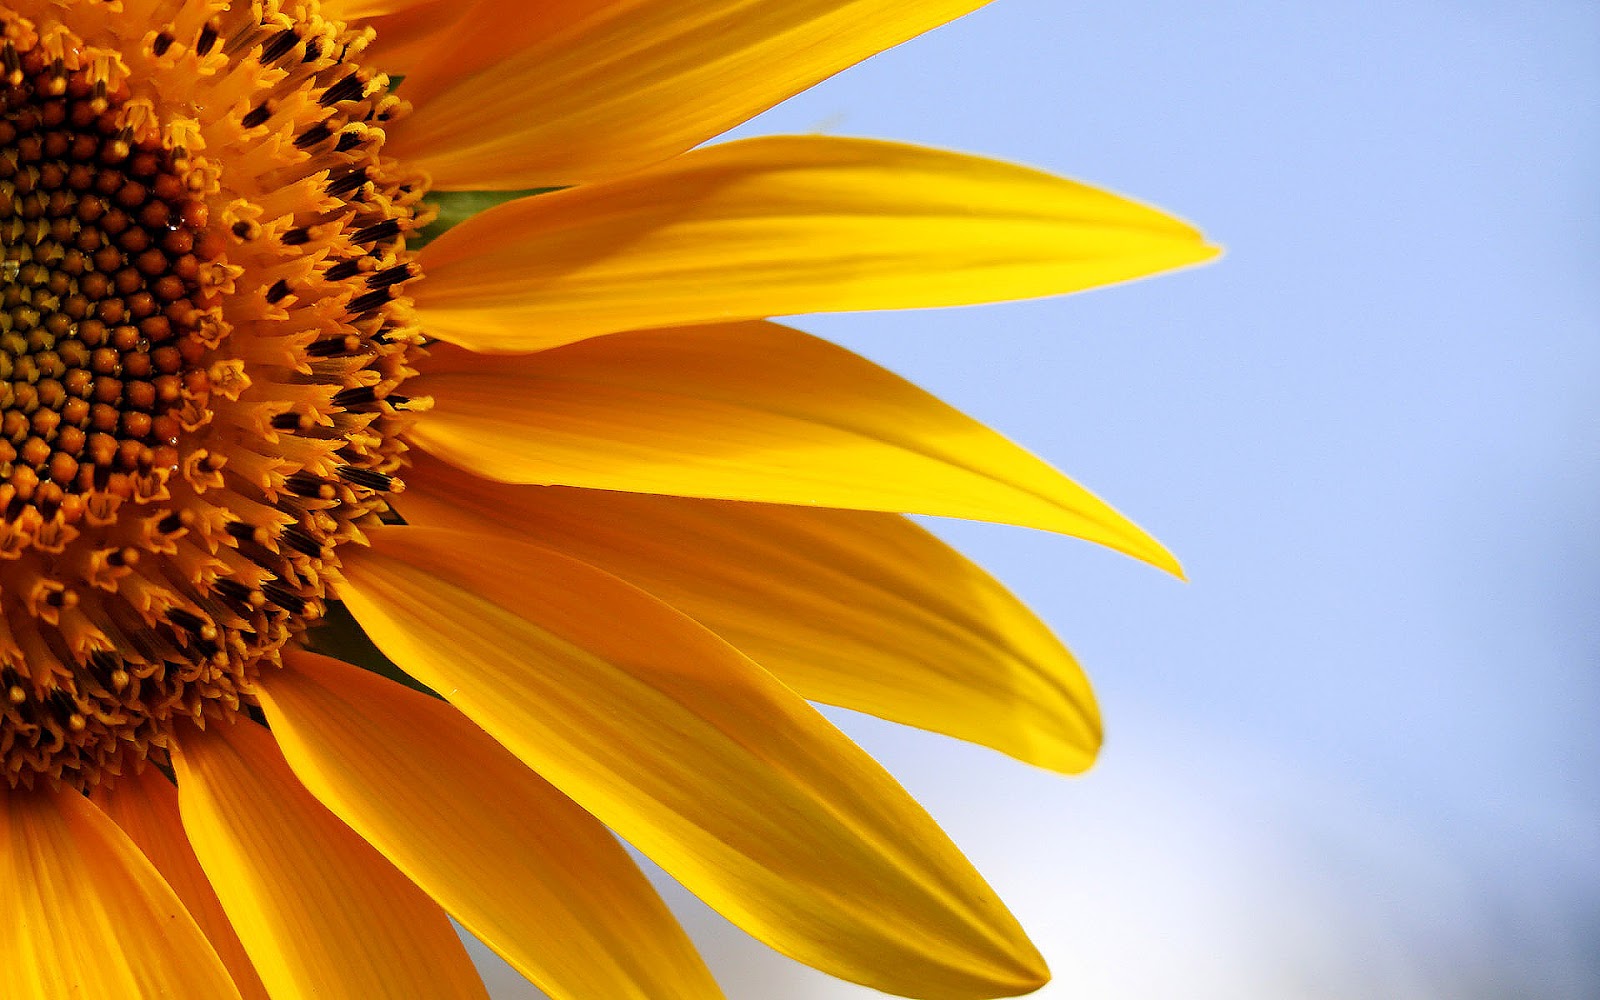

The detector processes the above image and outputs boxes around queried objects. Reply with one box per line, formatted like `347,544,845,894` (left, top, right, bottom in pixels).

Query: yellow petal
331,0,472,81
0,784,242,1000
92,770,271,1000
403,453,1099,773
339,526,1048,999
258,649,723,1000
171,718,489,1000
413,136,1217,351
388,1,998,187
409,322,1179,574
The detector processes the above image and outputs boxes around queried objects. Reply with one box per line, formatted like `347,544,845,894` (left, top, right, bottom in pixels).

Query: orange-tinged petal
403,453,1099,773
409,323,1180,574
258,649,723,1000
358,0,587,112
0,784,241,1000
171,718,489,1000
339,526,1049,999
329,0,472,80
388,1,998,187
92,770,270,1000
414,136,1217,351
323,0,416,13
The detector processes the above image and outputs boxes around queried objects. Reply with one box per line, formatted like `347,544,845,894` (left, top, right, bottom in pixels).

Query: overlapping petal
404,452,1100,772
1,784,242,1000
257,649,723,1000
335,0,467,77
92,770,271,1000
408,322,1179,573
339,526,1048,999
172,719,488,1000
388,1,997,187
415,136,1215,350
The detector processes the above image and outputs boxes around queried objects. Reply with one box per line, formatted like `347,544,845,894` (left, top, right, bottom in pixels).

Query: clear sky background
468,2,1600,997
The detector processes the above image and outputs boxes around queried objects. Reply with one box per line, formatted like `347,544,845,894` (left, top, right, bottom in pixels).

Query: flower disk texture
0,1,1217,999
0,1,423,790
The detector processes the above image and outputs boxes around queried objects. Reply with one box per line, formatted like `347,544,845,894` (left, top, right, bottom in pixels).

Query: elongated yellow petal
1,785,242,1000
92,770,271,1000
389,1,997,187
403,453,1100,773
258,649,723,1000
340,527,1048,999
414,136,1216,351
409,323,1179,574
172,718,489,1000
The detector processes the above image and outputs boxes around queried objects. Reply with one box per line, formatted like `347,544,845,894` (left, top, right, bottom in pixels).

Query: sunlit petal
389,1,999,187
416,136,1215,350
409,323,1179,574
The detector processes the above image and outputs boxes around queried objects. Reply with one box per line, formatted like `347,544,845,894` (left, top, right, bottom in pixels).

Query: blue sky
469,3,1600,996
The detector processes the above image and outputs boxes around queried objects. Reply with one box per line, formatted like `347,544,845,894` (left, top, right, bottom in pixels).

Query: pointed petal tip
1092,514,1184,580
987,939,1051,998
1157,545,1188,581
1036,725,1103,777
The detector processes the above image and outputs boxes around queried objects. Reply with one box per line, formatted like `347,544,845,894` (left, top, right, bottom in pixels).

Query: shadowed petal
258,649,724,1000
172,719,489,1000
404,452,1101,773
92,770,271,1000
340,526,1049,999
1,784,242,1000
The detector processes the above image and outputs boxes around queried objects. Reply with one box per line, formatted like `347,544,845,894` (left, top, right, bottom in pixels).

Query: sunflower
0,1,1214,998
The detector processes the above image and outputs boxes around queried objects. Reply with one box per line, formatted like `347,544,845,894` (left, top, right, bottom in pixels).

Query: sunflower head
0,3,1221,999
0,0,425,789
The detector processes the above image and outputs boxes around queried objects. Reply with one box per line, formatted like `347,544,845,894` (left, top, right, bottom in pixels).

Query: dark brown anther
347,287,392,314
319,74,366,107
262,584,308,615
259,29,301,65
196,20,219,56
337,465,392,491
332,385,377,408
294,122,332,150
351,218,401,245
285,472,337,499
281,527,329,559
224,519,264,544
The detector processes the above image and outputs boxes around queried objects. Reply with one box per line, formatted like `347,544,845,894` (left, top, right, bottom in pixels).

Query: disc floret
0,0,429,789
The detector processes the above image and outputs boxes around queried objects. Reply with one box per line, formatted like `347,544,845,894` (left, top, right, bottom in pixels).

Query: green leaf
411,188,560,249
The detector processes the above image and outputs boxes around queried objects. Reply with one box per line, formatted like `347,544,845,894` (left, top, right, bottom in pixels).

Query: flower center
0,55,219,512
0,1,427,789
